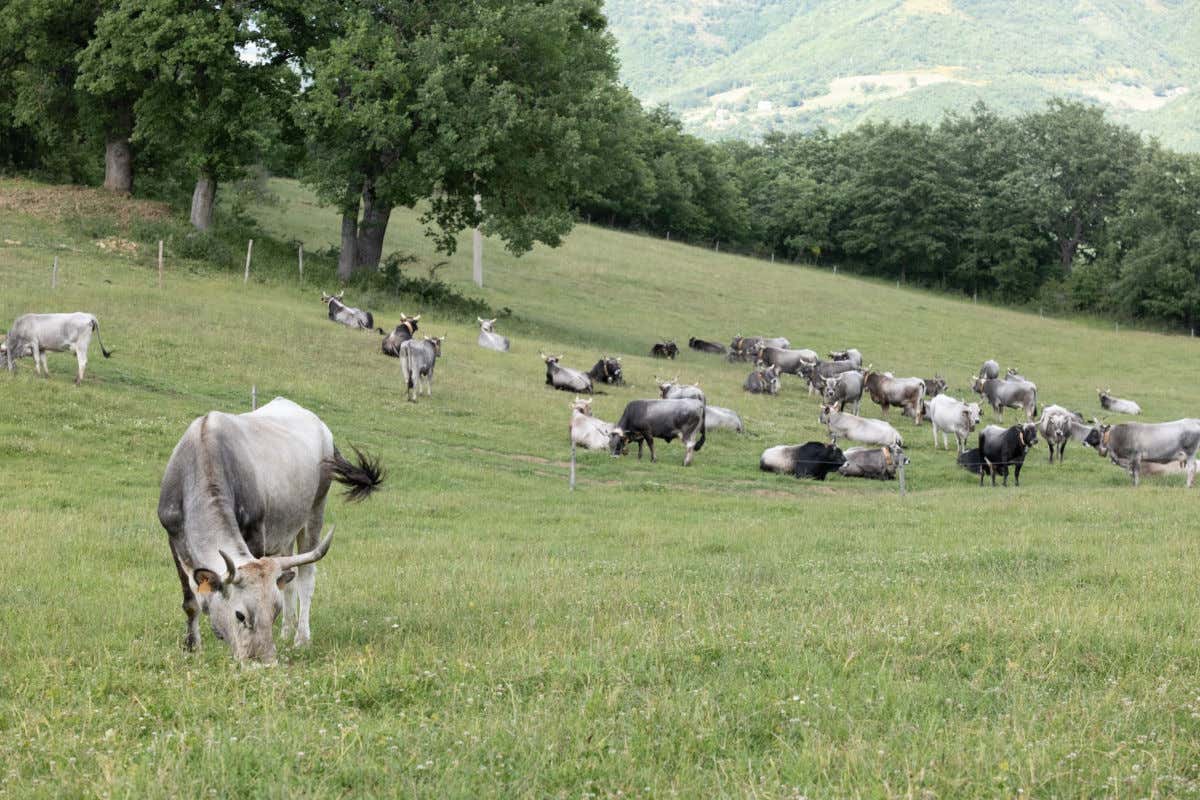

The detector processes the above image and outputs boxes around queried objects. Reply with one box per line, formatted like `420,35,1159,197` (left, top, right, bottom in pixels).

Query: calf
381,313,420,357
821,370,864,414
586,356,623,386
1038,405,1088,464
608,399,706,466
972,375,1037,420
477,318,510,352
544,354,594,393
863,371,926,423
650,340,679,359
820,405,902,447
1098,388,1142,415
759,442,844,480
744,363,781,395
400,336,444,402
657,378,705,402
967,423,1037,487
688,337,726,355
321,291,377,331
705,405,743,433
1089,419,1200,487
760,346,818,376
569,397,614,450
4,312,113,385
828,348,863,368
927,394,982,451
838,445,908,480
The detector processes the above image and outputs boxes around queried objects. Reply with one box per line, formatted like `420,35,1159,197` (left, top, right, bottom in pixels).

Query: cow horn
336,290,344,299
411,314,420,321
219,549,238,583
276,527,335,571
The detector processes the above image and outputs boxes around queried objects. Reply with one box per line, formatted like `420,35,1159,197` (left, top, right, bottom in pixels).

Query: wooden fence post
298,244,304,283
157,240,164,289
251,385,257,410
569,441,576,491
51,256,58,288
243,239,253,284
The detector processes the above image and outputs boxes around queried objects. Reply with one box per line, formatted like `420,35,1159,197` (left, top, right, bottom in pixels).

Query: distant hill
603,0,1200,150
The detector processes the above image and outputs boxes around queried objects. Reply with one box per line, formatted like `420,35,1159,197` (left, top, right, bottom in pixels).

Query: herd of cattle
2,292,1196,665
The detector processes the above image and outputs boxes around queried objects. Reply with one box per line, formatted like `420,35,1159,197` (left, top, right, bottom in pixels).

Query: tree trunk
189,172,217,231
354,176,392,271
103,133,133,194
337,187,361,282
1059,213,1083,274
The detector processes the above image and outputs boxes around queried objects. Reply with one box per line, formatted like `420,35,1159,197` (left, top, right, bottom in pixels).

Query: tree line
2,3,1198,330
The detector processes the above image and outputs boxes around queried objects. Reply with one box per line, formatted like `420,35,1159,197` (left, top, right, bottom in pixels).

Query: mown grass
3,178,1200,798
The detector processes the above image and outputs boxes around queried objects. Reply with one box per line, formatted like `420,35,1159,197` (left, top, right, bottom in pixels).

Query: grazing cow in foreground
608,398,705,466
820,405,902,447
657,378,705,401
863,371,926,423
157,397,383,662
744,363,781,395
1098,389,1142,415
1037,405,1089,464
321,291,378,331
650,340,679,359
759,442,844,480
760,346,819,376
822,370,864,414
544,353,594,393
961,423,1037,486
569,397,614,450
838,445,908,480
4,312,114,385
972,375,1037,420
926,394,982,451
381,313,420,357
829,349,863,368
477,318,510,352
979,359,1000,380
705,405,743,433
400,336,444,402
688,337,726,355
1087,419,1200,487
922,376,947,398
586,356,623,386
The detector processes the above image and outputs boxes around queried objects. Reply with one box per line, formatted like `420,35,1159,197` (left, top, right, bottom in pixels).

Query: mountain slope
604,0,1200,149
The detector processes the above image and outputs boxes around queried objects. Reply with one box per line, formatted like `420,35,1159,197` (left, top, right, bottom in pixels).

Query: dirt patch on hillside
0,179,171,227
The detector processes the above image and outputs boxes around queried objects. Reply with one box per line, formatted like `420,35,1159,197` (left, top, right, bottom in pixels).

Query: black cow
688,337,726,355
586,356,624,385
962,423,1037,486
608,399,705,466
759,442,845,480
650,341,679,359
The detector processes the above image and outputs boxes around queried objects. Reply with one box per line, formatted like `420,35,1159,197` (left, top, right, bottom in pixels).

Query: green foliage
379,253,492,320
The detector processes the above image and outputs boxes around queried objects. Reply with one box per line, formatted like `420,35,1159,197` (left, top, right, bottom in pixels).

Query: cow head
656,377,673,398
970,375,985,394
478,317,497,333
319,290,344,306
425,335,445,356
608,428,630,457
601,357,623,384
193,529,335,663
1088,421,1111,454
1019,424,1039,448
541,352,562,366
963,402,982,429
819,404,834,425
925,375,947,397
571,397,593,416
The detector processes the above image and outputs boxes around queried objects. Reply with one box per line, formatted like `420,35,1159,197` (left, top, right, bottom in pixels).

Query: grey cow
744,363,781,395
972,375,1037,420
822,370,864,414
1090,419,1200,487
321,291,377,330
157,397,383,662
542,353,593,394
609,398,706,466
477,318,510,352
400,336,445,402
838,445,908,480
5,311,113,385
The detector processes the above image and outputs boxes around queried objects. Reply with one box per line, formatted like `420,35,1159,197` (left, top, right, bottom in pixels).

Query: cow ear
276,569,297,589
194,568,222,595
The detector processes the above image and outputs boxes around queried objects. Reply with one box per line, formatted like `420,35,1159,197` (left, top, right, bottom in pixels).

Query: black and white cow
157,397,383,662
585,356,622,386
650,340,679,359
608,399,705,466
544,353,594,393
688,337,726,355
837,445,908,480
759,442,845,480
321,291,378,331
4,311,113,385
1088,419,1200,487
400,336,444,402
381,313,420,358
477,318,510,352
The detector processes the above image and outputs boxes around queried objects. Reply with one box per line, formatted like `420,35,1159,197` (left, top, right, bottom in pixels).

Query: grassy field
3,178,1200,798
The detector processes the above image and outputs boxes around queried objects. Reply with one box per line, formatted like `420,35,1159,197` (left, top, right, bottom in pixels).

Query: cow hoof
294,633,311,648
184,634,200,652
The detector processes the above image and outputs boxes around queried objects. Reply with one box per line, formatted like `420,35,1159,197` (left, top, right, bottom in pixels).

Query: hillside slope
605,0,1200,149
5,180,1200,795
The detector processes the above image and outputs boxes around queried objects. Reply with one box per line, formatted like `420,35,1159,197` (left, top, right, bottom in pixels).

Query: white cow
5,311,113,385
157,397,383,662
569,397,614,450
819,404,902,447
927,394,982,451
477,318,510,352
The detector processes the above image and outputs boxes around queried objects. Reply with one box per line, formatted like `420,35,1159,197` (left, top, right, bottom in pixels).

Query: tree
297,0,620,280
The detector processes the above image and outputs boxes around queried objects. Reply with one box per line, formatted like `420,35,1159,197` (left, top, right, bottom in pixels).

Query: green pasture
2,179,1200,797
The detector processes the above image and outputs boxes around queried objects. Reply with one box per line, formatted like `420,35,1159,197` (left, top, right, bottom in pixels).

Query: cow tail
327,446,385,502
377,327,387,336
403,345,415,391
694,399,707,453
91,318,114,358
365,311,374,330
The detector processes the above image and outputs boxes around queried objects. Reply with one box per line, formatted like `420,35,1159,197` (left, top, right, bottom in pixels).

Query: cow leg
293,519,322,647
932,423,938,449
169,541,201,651
683,439,694,467
646,438,656,463
1130,455,1141,487
1014,461,1021,486
75,345,87,386
979,460,986,486
1187,456,1197,489
31,340,43,376
635,439,643,460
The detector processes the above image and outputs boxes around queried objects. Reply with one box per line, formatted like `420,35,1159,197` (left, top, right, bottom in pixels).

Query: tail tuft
327,446,385,502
